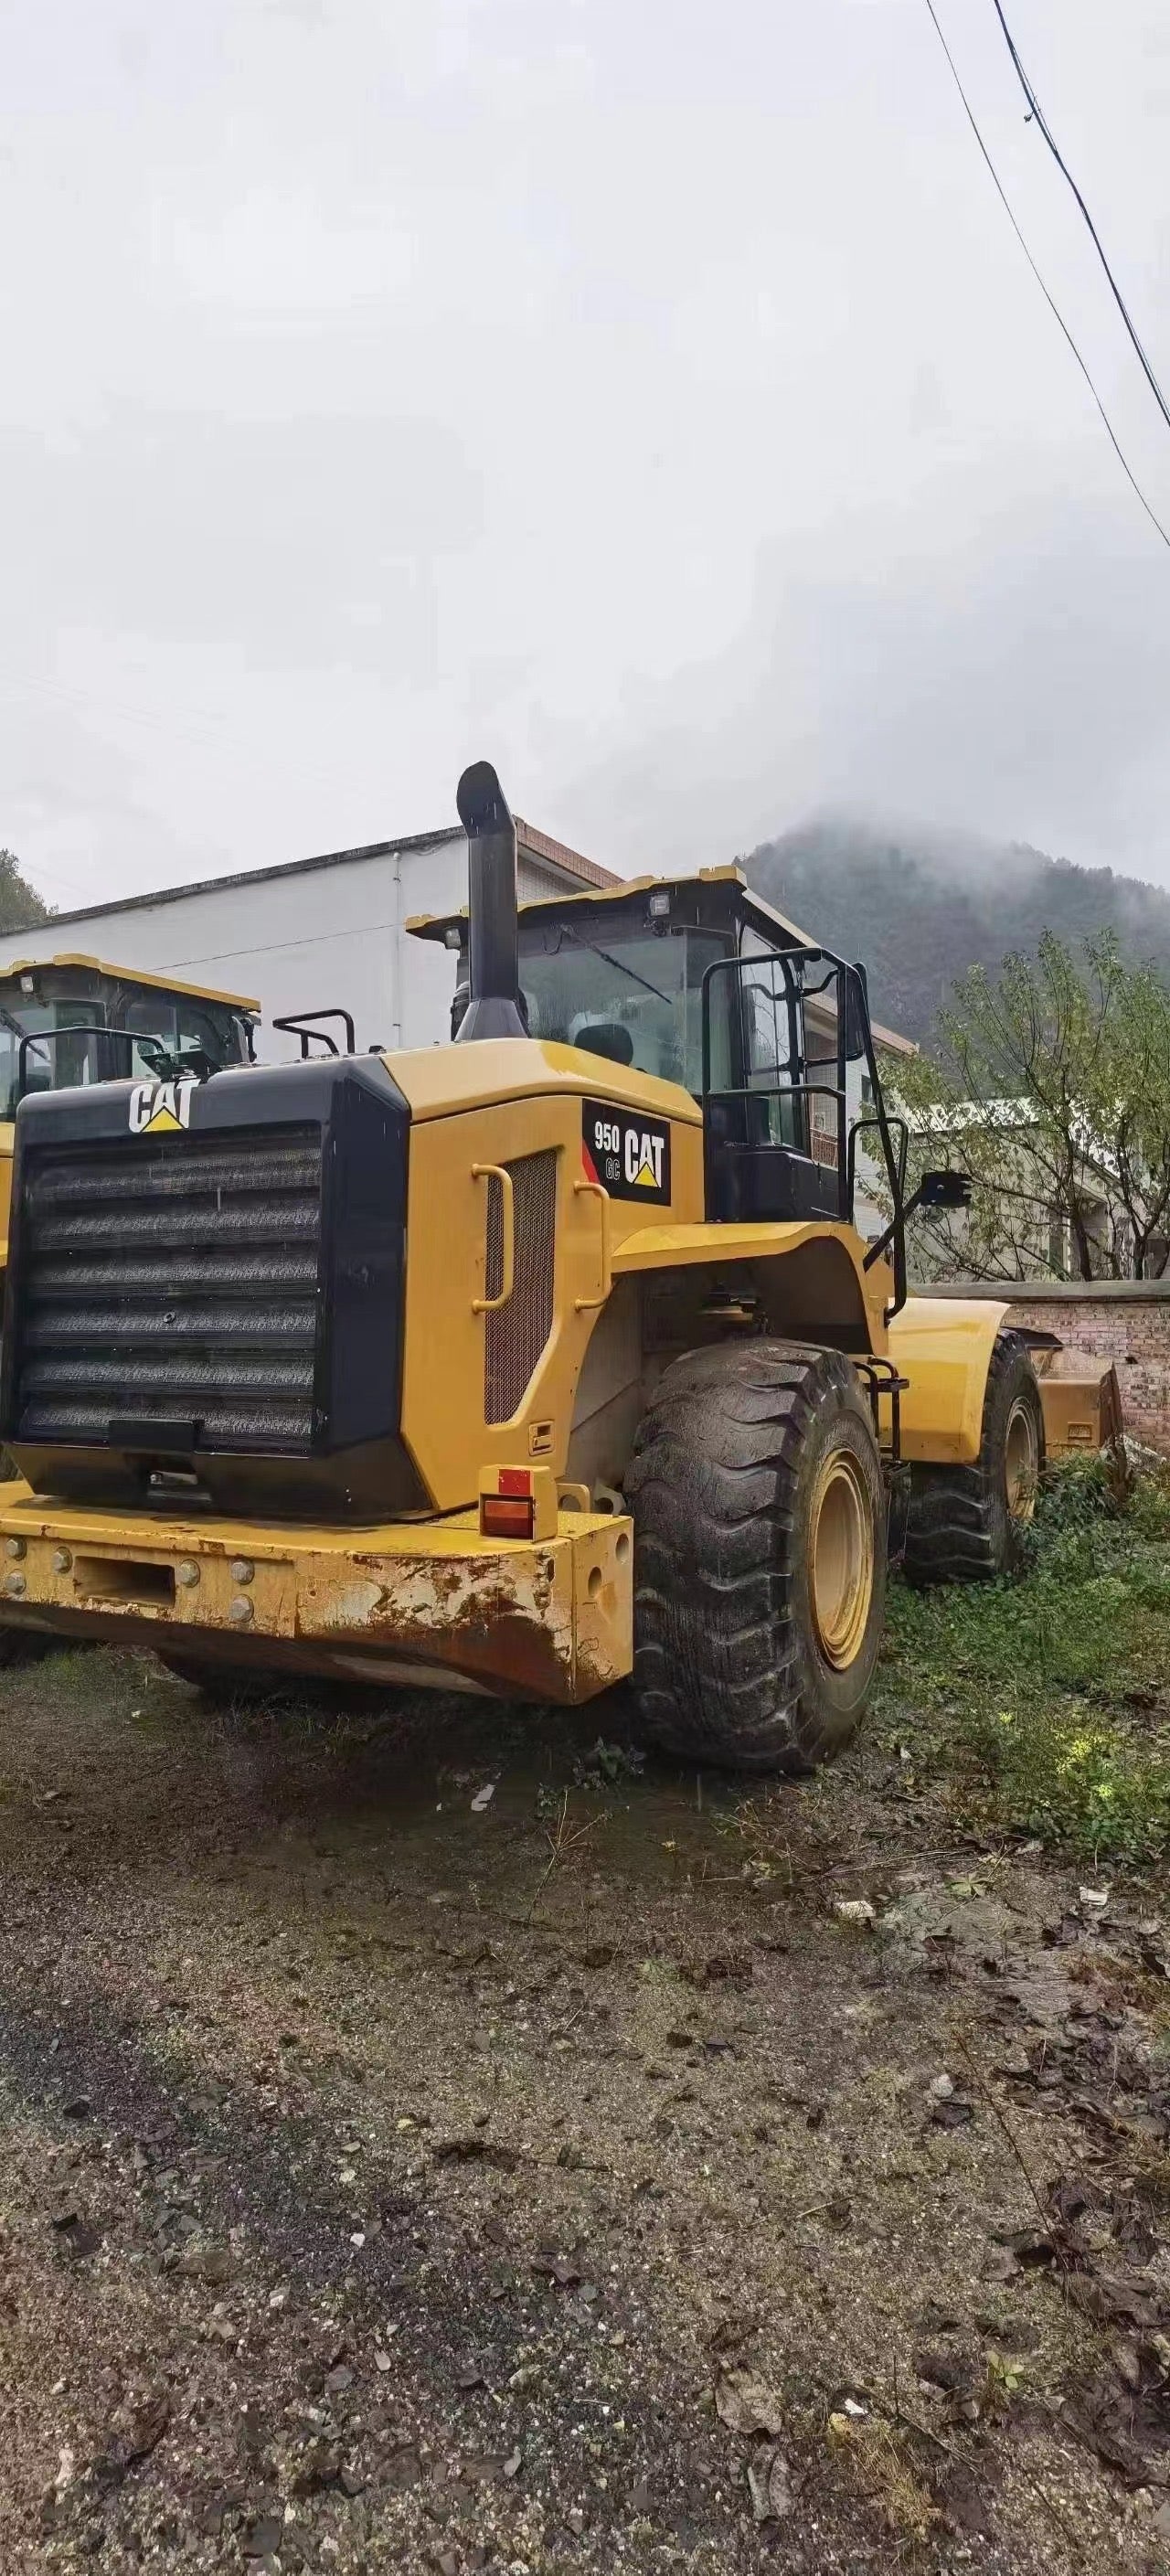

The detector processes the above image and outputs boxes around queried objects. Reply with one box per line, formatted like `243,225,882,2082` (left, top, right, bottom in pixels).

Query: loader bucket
1036,1359,1123,1458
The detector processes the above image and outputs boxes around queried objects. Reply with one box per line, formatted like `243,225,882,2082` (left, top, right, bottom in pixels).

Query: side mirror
920,1168,973,1210
843,963,869,1061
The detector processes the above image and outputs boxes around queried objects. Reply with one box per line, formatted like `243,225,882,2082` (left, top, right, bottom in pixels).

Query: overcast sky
3,0,1170,912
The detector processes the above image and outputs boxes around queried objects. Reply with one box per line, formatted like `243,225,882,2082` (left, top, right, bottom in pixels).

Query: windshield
516,922,732,1093
0,1002,115,1121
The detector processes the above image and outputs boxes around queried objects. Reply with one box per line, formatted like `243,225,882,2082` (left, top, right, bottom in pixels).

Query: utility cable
990,0,1170,439
922,0,1170,552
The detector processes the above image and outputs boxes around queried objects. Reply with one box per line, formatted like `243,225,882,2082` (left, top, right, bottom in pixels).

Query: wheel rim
1005,1396,1039,1522
809,1451,875,1670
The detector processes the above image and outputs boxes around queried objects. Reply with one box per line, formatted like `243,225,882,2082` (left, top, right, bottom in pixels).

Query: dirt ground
2,1646,1170,2574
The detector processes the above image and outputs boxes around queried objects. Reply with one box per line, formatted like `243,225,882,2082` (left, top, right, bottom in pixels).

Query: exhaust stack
453,761,526,1042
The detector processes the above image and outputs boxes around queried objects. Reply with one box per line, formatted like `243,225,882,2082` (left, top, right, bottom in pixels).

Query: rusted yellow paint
0,1483,632,1703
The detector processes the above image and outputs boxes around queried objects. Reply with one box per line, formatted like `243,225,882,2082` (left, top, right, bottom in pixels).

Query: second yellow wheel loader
0,952,259,1284
0,764,1041,1771
0,953,259,1662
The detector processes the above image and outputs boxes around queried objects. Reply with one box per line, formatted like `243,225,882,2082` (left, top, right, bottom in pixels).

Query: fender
888,1296,1008,1466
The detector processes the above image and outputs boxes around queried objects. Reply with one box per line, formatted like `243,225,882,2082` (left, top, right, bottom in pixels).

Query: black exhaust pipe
453,761,526,1042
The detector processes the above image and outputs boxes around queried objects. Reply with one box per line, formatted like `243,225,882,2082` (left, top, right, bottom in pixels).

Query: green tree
0,848,50,935
881,931,1170,1283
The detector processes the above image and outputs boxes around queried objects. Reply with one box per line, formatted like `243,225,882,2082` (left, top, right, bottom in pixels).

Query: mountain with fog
743,822,1170,1044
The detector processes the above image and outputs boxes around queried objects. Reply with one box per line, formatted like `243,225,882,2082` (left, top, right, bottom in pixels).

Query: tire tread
627,1339,885,1772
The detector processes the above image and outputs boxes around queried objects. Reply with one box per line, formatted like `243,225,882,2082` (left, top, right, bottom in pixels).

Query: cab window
0,1003,112,1118
114,990,249,1071
516,921,732,1096
736,926,806,1149
123,995,179,1078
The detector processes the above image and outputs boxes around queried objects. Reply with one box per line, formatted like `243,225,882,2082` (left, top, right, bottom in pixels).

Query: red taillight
480,1494,536,1539
496,1466,532,1497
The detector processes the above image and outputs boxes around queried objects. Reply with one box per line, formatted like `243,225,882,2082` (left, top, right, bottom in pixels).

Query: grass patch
876,1458,1170,1863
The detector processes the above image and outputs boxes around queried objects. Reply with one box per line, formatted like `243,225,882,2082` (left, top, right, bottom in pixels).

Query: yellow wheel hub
1005,1397,1039,1522
809,1450,874,1671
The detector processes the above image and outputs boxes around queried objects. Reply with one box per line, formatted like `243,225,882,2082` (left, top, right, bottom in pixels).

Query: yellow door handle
573,1177,612,1312
471,1163,516,1314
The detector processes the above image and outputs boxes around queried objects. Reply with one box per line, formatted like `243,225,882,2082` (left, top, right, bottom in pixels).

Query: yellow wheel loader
0,768,1041,1769
0,953,260,1279
0,953,259,1663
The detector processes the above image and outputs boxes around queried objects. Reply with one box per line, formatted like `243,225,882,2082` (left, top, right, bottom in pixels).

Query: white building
0,818,618,1060
0,828,910,1233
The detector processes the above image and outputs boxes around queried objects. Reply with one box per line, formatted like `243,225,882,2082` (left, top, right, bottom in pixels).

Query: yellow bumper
0,1484,633,1704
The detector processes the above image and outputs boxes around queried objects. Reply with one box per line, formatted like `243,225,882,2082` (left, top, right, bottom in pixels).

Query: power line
921,0,1170,552
990,0,1170,440
0,653,370,804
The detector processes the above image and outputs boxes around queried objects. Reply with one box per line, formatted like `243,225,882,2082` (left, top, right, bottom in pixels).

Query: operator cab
0,956,259,1119
410,867,888,1232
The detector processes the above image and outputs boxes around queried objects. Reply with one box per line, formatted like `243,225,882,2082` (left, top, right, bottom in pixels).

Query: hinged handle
573,1177,612,1313
471,1163,516,1314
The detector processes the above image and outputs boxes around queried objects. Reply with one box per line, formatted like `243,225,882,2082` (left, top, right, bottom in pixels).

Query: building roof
3,819,618,934
513,818,617,891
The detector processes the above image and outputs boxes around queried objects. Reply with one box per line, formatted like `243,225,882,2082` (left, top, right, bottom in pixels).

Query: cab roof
408,863,915,1053
407,863,816,953
0,953,261,1017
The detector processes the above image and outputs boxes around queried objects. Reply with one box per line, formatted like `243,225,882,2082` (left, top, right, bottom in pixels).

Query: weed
876,1461,1170,1862
827,2412,939,2543
524,1787,599,1922
573,1737,645,1788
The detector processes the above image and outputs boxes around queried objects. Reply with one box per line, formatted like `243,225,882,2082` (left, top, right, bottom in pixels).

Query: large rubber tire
625,1340,887,1773
902,1328,1044,1587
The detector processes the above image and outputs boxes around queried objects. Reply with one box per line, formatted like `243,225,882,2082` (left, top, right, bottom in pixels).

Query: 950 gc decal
582,1100,671,1206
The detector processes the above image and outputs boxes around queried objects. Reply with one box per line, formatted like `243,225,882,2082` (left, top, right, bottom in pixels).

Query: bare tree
882,933,1170,1283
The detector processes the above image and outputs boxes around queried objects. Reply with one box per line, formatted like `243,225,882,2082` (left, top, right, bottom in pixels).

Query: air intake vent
484,1149,557,1424
12,1125,321,1453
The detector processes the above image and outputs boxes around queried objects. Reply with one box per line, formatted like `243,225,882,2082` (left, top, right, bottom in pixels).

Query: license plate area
73,1554,176,1609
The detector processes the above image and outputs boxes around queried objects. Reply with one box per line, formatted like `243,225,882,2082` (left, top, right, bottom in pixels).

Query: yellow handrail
471,1163,516,1315
573,1178,612,1313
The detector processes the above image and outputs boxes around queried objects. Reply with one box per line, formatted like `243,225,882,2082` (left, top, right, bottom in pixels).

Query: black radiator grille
12,1125,322,1452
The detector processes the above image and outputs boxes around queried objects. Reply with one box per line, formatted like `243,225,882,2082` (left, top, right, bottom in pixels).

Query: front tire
625,1341,887,1773
902,1328,1044,1586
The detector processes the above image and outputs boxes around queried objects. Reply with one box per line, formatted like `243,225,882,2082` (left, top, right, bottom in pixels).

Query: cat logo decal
128,1078,197,1136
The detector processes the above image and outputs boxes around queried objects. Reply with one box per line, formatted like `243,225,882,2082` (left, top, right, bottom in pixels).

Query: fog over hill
743,822,1170,1044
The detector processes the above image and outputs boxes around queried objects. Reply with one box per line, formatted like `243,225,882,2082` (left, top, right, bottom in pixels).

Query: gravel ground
1,1645,1169,2573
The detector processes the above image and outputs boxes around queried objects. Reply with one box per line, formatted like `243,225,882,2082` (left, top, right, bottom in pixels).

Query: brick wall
922,1279,1170,1453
